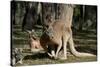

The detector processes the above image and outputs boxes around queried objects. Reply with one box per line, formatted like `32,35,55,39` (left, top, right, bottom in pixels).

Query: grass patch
12,24,97,66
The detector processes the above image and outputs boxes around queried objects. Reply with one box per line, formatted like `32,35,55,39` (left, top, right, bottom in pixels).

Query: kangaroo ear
32,29,35,33
32,35,37,40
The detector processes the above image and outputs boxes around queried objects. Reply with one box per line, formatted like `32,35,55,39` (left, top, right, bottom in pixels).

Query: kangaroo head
44,22,54,39
26,30,37,40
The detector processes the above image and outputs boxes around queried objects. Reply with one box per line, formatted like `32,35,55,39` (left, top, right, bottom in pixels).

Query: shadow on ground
24,53,49,60
75,46,97,55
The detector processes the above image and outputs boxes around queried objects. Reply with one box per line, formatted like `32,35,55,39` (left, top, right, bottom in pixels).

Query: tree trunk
11,1,17,25
79,5,84,31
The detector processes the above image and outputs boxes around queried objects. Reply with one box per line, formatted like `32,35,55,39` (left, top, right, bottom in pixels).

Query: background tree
11,1,97,32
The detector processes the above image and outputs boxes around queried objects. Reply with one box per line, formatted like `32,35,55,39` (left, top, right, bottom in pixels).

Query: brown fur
40,20,95,59
40,4,95,59
40,21,70,59
27,31,43,52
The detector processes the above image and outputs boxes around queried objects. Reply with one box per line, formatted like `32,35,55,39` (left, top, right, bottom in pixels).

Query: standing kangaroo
40,4,95,60
40,20,95,60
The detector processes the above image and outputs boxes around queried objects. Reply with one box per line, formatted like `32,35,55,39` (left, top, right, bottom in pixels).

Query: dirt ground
12,25,97,66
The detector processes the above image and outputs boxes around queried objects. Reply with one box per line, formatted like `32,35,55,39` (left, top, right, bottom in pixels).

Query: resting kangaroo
27,30,43,52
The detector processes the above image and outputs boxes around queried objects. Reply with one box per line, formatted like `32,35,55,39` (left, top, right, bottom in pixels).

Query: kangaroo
27,30,43,52
40,20,96,60
40,20,71,59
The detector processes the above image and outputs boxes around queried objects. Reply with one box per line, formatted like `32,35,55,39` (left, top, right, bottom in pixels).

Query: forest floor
12,25,97,66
